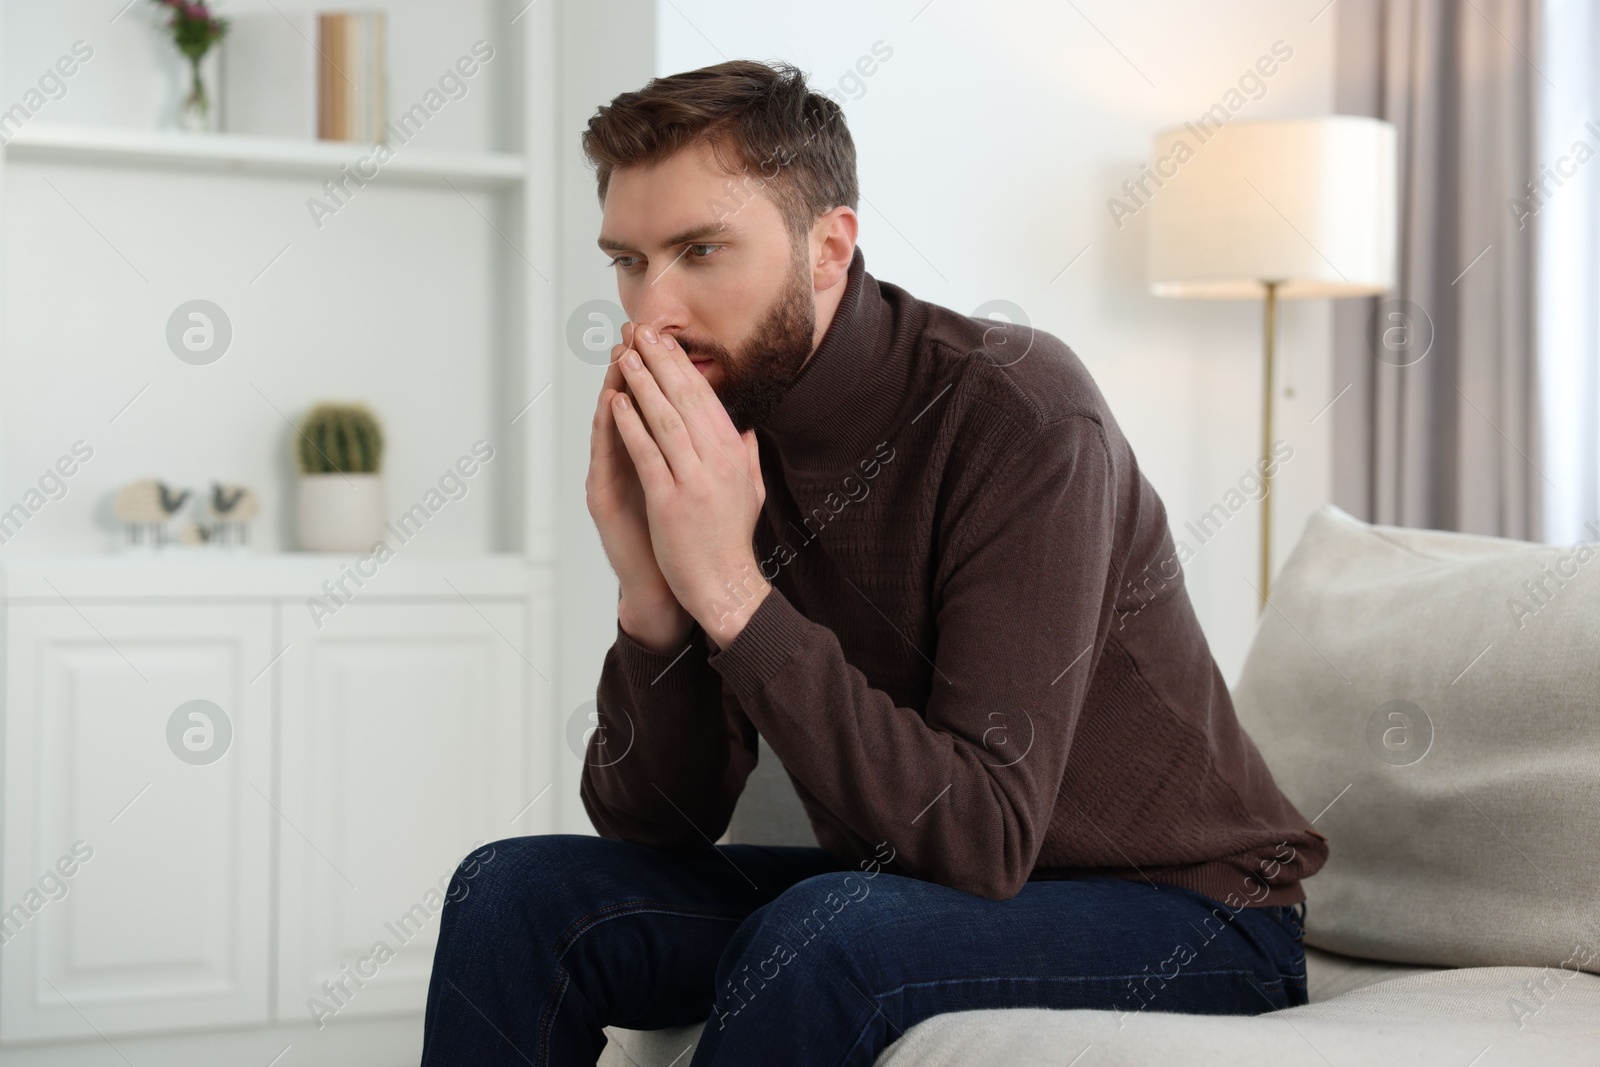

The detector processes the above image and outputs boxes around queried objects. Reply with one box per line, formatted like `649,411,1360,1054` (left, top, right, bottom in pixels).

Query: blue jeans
419,834,1308,1066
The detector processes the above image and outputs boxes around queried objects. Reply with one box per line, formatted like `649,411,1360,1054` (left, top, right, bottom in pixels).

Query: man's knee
752,869,887,953
712,869,904,1023
442,833,595,935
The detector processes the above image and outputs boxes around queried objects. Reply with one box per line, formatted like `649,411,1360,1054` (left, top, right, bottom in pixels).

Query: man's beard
677,248,816,433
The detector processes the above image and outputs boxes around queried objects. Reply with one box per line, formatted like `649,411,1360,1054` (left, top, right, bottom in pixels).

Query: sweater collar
758,245,916,474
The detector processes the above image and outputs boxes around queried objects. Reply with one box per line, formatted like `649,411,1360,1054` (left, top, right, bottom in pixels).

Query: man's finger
639,325,721,418
610,392,673,494
632,323,747,474
618,345,699,478
743,429,760,482
600,326,633,392
590,384,632,489
594,338,625,420
593,329,634,452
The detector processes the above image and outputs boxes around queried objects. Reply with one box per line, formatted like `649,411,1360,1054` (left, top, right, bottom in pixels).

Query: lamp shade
1147,116,1397,299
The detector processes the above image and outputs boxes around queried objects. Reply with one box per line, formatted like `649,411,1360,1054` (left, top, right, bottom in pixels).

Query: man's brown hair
581,60,858,248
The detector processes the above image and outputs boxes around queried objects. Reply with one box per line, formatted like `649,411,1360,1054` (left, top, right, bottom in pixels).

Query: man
421,58,1328,1066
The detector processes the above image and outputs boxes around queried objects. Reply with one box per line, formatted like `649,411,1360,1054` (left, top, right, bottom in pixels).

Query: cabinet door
276,600,527,1024
1,603,273,1042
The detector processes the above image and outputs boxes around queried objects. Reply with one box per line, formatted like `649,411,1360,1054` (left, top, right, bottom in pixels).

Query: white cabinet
0,603,274,1041
0,555,547,1062
276,600,527,1024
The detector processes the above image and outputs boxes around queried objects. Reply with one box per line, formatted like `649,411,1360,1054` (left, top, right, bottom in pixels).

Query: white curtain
1535,0,1600,545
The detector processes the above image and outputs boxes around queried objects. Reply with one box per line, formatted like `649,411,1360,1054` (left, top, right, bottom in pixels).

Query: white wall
650,0,1338,683
552,0,658,834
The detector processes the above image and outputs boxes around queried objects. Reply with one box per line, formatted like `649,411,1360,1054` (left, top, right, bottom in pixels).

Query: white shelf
0,552,541,600
2,123,524,189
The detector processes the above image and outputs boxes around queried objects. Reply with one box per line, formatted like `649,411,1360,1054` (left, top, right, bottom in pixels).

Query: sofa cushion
601,956,1600,1067
868,963,1600,1066
1303,943,1447,1001
723,733,817,847
1230,504,1600,973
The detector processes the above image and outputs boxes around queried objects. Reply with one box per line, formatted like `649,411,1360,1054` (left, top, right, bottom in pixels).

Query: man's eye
606,245,718,271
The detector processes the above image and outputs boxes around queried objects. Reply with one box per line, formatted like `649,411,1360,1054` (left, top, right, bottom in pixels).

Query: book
220,12,318,139
317,12,387,143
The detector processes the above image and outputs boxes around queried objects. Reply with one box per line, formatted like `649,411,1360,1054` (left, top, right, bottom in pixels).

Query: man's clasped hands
586,321,772,656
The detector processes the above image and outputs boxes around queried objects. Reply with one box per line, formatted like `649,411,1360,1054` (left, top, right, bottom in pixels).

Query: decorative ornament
114,478,190,547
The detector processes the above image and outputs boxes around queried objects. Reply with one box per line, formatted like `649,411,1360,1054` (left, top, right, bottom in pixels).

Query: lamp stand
1258,280,1280,614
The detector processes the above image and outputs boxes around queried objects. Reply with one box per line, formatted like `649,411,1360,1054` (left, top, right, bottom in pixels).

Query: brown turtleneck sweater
581,245,1328,906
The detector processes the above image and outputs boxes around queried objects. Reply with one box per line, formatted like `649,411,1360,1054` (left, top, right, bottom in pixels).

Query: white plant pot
295,473,386,552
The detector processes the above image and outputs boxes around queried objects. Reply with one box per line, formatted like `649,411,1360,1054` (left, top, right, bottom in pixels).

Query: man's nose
626,262,693,334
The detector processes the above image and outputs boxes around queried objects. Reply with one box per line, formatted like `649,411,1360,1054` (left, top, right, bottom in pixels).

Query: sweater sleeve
706,415,1116,900
580,616,758,855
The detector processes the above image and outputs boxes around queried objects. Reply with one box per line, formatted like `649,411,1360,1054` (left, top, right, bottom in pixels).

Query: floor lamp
1146,116,1397,612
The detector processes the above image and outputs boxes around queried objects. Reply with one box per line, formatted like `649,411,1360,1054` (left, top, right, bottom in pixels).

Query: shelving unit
0,2,557,563
0,3,564,1063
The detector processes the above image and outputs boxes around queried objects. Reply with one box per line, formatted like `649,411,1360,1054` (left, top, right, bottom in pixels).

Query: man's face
597,140,818,432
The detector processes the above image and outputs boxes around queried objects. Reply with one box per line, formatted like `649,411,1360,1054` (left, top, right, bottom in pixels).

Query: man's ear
810,206,859,290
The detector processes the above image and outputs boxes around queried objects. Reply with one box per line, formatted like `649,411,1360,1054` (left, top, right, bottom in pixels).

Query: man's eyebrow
597,220,732,253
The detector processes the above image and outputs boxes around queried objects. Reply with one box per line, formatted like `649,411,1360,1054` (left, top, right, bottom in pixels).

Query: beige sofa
600,503,1600,1064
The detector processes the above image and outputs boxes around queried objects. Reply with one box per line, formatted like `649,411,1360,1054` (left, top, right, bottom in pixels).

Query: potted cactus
294,402,386,551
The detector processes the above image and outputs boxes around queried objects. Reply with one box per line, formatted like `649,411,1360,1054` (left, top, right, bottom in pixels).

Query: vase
295,473,387,552
177,58,213,133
